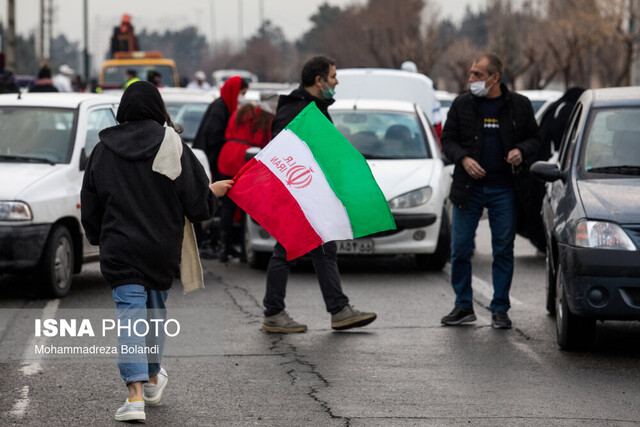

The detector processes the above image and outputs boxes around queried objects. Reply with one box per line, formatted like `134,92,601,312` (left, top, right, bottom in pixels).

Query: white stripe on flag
256,130,353,242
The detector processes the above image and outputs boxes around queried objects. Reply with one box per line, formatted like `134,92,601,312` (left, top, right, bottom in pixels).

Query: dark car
531,87,640,350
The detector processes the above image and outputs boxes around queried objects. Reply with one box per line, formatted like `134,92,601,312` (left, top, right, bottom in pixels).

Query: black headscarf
116,80,166,126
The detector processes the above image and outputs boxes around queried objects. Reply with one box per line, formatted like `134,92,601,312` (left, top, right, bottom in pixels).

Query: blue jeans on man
112,284,168,384
450,185,516,312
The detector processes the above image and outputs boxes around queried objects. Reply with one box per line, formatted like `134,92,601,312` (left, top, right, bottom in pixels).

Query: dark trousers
263,241,349,317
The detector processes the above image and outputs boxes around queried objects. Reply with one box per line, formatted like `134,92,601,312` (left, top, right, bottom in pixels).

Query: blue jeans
450,185,516,312
112,284,168,384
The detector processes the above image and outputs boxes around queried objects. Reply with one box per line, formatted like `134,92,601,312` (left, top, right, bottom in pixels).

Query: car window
103,65,176,87
165,102,209,143
582,107,640,173
85,108,117,155
0,106,76,164
559,103,582,171
331,110,430,159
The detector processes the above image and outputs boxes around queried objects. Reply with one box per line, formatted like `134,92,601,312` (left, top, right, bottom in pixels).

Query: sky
0,0,485,72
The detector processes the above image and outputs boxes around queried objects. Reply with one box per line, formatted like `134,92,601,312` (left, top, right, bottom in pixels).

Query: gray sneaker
331,305,377,330
143,367,168,406
114,398,145,422
262,311,307,333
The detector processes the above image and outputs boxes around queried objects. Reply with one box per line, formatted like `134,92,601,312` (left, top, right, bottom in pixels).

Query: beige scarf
152,126,204,293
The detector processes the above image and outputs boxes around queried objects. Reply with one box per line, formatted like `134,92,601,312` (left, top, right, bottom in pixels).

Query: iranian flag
228,103,395,260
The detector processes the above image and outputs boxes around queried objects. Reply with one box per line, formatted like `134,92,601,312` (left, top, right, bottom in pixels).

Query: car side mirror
79,148,89,171
530,161,566,182
245,146,261,161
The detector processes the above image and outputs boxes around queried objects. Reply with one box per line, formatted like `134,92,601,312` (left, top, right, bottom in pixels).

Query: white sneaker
114,398,145,422
143,367,168,406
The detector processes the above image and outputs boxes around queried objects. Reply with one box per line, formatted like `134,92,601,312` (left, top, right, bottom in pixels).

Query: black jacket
81,120,217,290
192,97,230,180
441,83,540,208
272,85,334,137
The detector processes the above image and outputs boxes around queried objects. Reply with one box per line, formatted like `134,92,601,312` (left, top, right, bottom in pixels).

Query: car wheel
555,269,596,350
244,221,270,270
39,225,74,297
415,209,450,271
545,246,556,315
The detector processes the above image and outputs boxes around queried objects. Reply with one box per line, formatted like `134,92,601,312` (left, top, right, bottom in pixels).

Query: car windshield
331,110,430,159
165,102,209,143
103,65,176,87
582,107,640,176
0,106,76,164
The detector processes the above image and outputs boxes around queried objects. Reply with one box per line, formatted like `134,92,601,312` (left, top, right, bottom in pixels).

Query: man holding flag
228,56,392,333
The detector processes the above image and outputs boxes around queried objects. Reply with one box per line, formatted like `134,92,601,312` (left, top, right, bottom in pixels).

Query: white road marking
9,385,30,418
443,265,524,307
20,299,60,376
9,299,61,419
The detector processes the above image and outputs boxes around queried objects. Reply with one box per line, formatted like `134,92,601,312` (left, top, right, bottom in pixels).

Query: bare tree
441,38,480,92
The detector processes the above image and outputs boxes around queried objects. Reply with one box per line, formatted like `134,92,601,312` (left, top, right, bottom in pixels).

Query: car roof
158,89,216,103
330,98,418,113
0,93,120,108
517,89,563,100
586,86,640,107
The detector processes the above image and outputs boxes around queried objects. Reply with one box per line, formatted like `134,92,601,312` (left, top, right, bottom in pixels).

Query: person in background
29,65,58,92
216,102,274,262
440,53,539,330
53,64,74,92
123,69,140,90
186,70,212,91
81,81,233,422
0,52,19,94
148,70,163,88
111,13,138,57
261,55,377,333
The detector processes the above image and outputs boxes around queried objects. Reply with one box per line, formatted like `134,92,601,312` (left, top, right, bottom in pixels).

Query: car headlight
0,201,33,221
574,220,636,250
388,187,432,209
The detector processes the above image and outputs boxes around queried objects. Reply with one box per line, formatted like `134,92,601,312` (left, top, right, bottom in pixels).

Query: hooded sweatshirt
81,81,216,290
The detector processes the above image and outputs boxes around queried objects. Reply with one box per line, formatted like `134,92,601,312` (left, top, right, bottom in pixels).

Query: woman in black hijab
81,81,233,422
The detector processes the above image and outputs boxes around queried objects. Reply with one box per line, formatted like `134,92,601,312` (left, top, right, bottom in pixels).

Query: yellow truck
99,51,180,89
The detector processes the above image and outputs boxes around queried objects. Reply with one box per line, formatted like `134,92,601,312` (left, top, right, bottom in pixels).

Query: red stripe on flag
228,158,323,260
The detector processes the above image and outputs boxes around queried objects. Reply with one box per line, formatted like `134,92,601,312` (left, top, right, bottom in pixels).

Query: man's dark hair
240,78,249,90
126,69,136,78
476,53,503,79
301,56,335,87
38,65,52,79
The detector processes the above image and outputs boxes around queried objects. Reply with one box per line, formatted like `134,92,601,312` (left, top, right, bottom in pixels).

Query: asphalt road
1,220,640,426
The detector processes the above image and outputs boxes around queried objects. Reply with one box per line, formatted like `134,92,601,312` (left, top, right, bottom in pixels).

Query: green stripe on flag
285,103,395,238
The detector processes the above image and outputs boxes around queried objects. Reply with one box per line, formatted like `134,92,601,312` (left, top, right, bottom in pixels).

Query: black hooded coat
81,81,217,290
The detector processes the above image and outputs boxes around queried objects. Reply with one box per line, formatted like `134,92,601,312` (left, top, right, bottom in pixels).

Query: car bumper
559,243,640,319
247,213,441,255
0,224,51,270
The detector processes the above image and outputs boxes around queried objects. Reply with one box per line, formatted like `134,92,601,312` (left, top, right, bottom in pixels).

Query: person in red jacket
217,103,274,262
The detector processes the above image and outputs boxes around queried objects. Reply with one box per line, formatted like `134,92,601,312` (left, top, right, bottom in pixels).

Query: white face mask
237,94,246,105
470,76,494,97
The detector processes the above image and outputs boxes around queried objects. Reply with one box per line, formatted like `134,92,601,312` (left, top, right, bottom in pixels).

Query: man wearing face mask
261,55,377,333
440,54,539,329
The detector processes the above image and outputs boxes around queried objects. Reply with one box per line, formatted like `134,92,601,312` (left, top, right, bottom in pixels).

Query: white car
435,90,457,127
160,89,216,180
244,99,452,270
0,93,120,296
0,92,214,297
517,89,563,117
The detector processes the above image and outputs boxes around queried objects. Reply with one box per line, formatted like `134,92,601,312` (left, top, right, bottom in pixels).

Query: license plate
337,239,374,254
